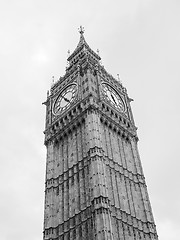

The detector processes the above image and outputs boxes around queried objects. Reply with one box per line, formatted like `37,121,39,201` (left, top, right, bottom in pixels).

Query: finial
97,49,102,65
117,74,122,84
67,49,70,57
66,50,70,69
78,26,84,35
52,76,55,84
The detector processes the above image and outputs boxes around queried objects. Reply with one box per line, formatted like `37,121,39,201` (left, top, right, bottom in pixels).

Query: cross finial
78,26,84,35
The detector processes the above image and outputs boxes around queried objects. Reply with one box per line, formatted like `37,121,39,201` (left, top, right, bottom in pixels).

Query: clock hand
111,94,117,105
62,96,70,103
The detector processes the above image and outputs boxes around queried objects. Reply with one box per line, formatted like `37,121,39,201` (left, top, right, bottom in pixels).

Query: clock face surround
53,84,77,115
102,83,126,112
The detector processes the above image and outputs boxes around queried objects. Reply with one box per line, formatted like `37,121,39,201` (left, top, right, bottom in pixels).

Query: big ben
43,27,158,240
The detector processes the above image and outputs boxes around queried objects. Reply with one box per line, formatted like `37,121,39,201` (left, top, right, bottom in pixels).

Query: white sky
0,0,180,239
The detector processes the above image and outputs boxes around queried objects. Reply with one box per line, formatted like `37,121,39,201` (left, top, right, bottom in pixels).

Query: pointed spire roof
67,26,101,62
76,26,87,48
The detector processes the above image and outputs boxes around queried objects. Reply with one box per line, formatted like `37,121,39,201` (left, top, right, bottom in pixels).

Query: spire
76,26,87,48
67,26,101,62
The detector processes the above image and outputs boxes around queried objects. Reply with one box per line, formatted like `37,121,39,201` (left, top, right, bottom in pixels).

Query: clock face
102,83,126,112
53,84,77,115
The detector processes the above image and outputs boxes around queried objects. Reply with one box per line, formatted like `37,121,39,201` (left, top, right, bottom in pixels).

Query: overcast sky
0,0,180,239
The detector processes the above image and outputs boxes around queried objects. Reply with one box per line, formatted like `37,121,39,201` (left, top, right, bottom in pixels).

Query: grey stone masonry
43,29,158,240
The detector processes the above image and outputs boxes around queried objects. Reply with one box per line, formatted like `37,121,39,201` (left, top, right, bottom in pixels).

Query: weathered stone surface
43,29,158,240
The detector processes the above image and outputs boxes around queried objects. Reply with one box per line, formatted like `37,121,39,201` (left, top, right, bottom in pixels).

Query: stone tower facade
43,27,158,240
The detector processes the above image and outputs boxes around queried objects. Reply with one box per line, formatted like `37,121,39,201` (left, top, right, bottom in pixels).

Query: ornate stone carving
43,28,158,240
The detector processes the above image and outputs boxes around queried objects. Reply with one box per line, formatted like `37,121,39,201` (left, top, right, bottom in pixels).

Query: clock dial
53,84,77,115
102,83,126,112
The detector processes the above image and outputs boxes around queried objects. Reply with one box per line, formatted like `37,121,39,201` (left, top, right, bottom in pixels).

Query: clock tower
43,27,158,240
